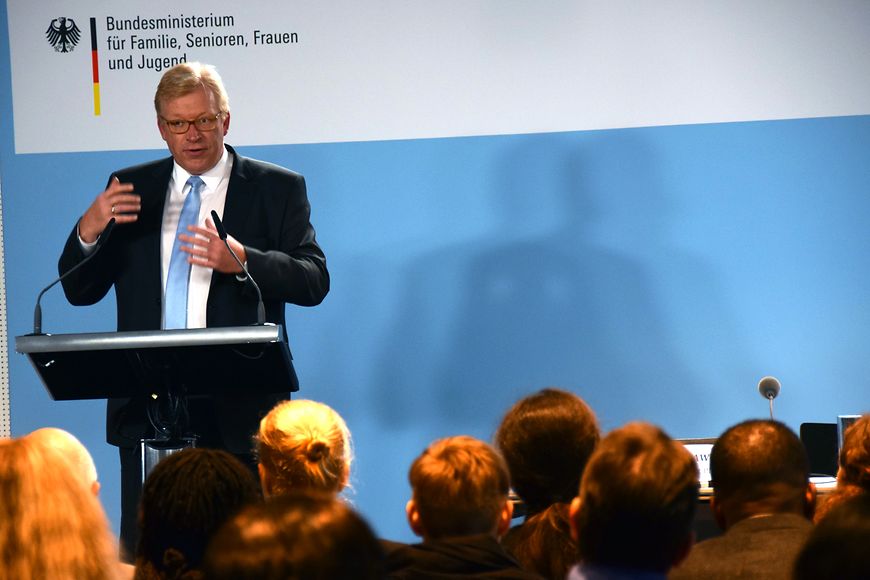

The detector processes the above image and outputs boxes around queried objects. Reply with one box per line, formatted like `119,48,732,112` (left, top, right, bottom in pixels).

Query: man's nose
185,124,202,139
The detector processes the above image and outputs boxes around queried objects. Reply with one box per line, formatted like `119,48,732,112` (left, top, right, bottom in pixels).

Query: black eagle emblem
46,17,82,53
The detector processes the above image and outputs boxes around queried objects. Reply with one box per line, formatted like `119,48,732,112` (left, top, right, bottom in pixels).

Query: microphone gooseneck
210,210,266,325
33,218,116,335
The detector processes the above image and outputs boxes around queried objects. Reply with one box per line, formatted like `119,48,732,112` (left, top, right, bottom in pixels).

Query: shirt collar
171,146,230,194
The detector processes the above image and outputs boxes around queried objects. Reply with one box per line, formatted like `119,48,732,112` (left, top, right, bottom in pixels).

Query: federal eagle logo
46,17,82,53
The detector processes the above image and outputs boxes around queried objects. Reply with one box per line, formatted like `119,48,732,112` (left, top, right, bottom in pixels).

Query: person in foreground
27,427,101,496
0,435,122,580
793,491,870,580
568,422,698,580
134,448,260,580
385,435,543,579
814,413,870,522
669,419,815,580
57,61,329,553
495,388,600,579
26,427,136,577
256,399,352,497
202,490,385,579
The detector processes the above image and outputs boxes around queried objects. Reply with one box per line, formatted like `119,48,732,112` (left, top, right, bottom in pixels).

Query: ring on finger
111,205,116,214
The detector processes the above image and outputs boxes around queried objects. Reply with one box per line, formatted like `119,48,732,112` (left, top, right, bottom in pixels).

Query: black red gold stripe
90,17,100,116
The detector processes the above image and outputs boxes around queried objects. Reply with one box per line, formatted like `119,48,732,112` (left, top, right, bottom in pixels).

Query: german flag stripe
90,17,100,116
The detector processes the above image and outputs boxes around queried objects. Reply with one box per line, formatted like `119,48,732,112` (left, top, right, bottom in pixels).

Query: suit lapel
220,146,255,240
143,158,173,305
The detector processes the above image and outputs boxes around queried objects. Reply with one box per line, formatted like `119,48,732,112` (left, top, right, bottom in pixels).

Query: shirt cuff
235,261,249,282
77,224,98,256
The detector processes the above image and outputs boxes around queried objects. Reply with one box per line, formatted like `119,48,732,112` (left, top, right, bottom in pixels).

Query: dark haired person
569,422,698,579
135,448,260,579
495,388,599,579
670,420,815,580
794,492,870,580
58,61,329,555
203,491,384,580
814,413,870,523
386,436,542,579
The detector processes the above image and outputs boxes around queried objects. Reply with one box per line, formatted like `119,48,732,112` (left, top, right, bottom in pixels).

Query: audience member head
407,435,512,541
27,427,100,496
709,419,814,529
136,448,260,579
256,399,352,497
570,422,698,573
837,414,870,489
0,436,119,579
815,413,870,523
154,62,229,116
495,387,600,513
495,388,600,578
794,492,870,580
202,491,384,580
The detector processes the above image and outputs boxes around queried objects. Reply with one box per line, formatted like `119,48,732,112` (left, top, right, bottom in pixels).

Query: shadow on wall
368,128,763,435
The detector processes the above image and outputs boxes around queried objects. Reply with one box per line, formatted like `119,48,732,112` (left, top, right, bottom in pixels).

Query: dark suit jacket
668,513,813,580
384,534,543,579
58,145,329,452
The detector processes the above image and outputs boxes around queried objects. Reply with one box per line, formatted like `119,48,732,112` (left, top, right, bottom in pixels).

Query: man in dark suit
669,420,816,580
58,62,328,555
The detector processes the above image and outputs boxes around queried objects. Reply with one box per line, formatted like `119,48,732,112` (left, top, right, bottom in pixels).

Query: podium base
140,437,197,483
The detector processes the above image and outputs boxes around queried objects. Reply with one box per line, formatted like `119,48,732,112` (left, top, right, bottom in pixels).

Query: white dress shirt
160,148,232,329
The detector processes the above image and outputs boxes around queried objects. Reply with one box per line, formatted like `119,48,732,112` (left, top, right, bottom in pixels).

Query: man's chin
178,154,213,174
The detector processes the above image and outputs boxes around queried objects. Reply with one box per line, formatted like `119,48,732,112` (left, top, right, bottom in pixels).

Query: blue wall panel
2,3,868,543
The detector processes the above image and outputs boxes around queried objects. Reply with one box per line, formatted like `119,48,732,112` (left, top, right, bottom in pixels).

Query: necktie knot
186,175,205,198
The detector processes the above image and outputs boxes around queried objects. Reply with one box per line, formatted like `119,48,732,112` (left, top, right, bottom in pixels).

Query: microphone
757,376,781,420
33,218,116,335
210,210,265,325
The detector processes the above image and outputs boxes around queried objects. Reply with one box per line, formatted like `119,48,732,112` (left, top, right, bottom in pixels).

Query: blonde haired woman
256,399,353,496
0,436,121,579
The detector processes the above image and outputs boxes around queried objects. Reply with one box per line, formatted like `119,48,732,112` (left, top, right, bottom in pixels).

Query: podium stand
16,324,298,401
16,324,298,477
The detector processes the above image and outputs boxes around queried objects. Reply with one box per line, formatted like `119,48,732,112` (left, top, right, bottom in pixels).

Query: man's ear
91,481,101,497
568,496,582,542
804,482,817,520
406,499,425,538
496,498,514,538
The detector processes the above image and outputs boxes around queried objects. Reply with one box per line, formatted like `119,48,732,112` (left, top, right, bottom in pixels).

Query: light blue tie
164,176,204,329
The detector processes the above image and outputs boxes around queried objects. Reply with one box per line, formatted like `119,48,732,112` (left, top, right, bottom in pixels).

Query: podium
15,324,298,401
16,325,298,477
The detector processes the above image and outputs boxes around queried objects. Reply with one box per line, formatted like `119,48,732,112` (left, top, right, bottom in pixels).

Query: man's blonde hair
154,61,230,115
257,400,353,495
409,435,510,539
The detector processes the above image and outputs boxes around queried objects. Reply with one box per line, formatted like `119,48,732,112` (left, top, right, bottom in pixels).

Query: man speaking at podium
57,62,329,554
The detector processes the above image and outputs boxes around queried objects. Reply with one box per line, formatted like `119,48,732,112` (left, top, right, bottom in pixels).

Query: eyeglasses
161,112,224,134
